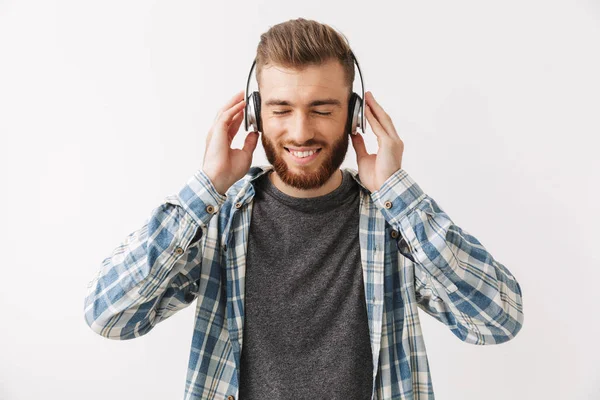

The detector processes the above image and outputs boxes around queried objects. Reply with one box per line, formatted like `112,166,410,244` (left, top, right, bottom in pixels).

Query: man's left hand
350,91,405,193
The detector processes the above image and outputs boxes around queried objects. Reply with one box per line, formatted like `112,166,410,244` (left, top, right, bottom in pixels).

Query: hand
350,91,404,193
202,90,260,195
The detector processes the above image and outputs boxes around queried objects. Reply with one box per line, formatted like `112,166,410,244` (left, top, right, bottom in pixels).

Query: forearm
371,168,524,343
83,169,227,339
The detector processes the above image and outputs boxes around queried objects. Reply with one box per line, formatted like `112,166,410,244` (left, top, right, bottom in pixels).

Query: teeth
290,149,317,158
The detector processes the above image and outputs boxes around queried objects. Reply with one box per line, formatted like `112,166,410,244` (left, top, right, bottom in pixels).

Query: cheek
263,116,285,128
262,116,345,148
262,119,285,138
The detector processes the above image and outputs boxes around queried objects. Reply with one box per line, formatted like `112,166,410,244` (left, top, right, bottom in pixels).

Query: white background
1,0,599,399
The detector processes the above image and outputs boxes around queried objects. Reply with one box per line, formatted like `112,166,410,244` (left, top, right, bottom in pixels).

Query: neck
268,169,343,198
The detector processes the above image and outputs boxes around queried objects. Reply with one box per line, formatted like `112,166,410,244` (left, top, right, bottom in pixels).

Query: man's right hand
201,90,260,196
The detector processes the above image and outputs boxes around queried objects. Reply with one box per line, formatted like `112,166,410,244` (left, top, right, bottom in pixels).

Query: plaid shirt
84,165,524,400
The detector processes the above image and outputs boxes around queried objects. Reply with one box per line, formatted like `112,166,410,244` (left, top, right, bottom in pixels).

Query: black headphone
243,49,366,136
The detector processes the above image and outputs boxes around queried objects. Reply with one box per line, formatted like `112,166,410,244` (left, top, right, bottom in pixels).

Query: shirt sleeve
371,168,524,345
83,169,227,340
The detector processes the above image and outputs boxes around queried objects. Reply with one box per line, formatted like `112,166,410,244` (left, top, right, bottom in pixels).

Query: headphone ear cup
245,92,254,132
252,91,262,133
245,91,261,132
347,92,361,135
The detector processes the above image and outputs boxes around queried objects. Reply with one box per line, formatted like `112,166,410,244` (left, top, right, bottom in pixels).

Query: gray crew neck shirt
238,169,373,400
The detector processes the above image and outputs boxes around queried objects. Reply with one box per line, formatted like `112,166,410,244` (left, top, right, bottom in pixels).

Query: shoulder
219,165,272,210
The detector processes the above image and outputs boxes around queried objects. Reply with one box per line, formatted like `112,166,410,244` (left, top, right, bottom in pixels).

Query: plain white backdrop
1,0,599,399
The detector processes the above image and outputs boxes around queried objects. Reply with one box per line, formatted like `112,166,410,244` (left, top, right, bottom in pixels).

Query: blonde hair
255,18,355,98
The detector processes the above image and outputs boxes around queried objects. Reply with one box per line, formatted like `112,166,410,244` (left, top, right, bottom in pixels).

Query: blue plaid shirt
84,165,524,399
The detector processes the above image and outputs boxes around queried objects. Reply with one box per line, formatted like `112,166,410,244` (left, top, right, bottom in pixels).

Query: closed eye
272,111,332,116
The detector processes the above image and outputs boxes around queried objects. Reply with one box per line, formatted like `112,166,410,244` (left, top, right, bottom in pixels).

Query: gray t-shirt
239,169,373,400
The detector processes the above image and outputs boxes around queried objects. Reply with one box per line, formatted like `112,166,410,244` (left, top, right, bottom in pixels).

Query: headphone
243,49,366,136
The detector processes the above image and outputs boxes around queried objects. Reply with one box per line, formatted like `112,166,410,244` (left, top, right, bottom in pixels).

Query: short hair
255,18,355,98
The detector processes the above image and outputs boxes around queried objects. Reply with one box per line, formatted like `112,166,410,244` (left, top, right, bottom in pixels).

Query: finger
242,131,259,155
365,103,386,140
215,90,245,121
225,90,245,110
212,101,246,150
211,100,246,151
218,100,246,127
230,107,244,126
350,131,369,160
365,92,396,137
215,100,245,145
228,108,245,142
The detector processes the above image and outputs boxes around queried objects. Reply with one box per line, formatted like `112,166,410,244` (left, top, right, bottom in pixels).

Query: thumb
242,131,260,154
351,133,368,160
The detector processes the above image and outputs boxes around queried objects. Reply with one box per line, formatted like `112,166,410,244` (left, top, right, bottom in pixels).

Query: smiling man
84,18,524,400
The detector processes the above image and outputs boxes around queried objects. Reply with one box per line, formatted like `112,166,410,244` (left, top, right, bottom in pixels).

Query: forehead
259,59,348,103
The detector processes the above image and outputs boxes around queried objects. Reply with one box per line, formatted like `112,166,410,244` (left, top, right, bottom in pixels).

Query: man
84,18,524,400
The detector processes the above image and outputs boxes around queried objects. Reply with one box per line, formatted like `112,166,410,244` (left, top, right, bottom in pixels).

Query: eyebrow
264,98,342,108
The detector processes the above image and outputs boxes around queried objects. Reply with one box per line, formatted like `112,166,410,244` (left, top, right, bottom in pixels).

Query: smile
284,147,322,165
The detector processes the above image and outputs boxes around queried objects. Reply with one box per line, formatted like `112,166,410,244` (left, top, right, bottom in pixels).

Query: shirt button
235,202,242,209
384,201,393,209
390,230,399,239
206,205,215,213
175,246,184,255
184,292,195,303
227,396,235,400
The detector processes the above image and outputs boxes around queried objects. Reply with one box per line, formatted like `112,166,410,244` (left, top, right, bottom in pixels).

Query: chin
275,148,332,190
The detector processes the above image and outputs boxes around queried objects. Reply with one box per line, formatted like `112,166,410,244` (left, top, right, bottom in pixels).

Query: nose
287,112,315,144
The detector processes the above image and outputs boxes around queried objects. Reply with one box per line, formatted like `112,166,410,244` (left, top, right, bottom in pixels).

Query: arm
371,168,524,345
83,169,226,340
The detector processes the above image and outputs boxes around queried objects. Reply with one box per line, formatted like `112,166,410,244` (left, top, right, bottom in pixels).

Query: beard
261,126,350,190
